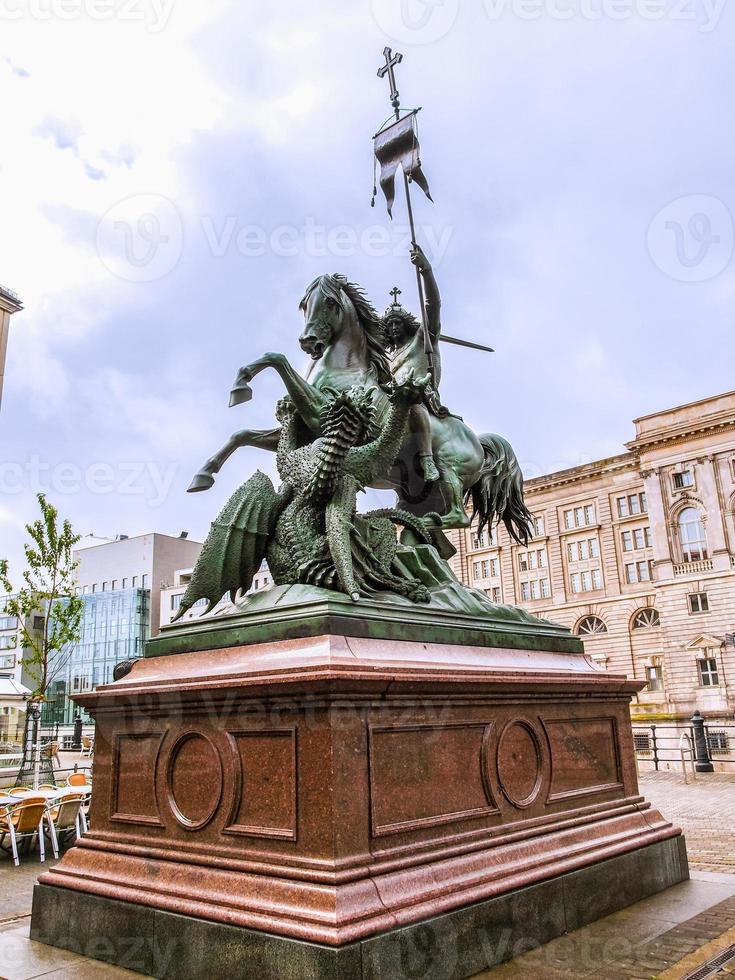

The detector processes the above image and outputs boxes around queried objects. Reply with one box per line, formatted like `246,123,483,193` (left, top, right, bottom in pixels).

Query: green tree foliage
0,493,83,699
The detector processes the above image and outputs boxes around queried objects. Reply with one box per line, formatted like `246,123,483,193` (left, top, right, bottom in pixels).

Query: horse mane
300,274,391,387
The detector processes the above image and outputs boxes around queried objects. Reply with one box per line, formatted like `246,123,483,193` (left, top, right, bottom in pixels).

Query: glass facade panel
42,588,150,725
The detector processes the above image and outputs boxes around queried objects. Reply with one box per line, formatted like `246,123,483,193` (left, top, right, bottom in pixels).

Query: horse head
298,274,353,360
299,275,392,387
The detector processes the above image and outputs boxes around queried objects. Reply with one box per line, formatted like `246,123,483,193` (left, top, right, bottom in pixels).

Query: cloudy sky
1,0,734,575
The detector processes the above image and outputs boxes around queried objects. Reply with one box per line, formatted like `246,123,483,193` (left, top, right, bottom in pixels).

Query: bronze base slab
31,835,688,979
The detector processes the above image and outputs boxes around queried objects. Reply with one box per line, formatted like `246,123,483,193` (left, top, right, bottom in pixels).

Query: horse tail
464,434,533,546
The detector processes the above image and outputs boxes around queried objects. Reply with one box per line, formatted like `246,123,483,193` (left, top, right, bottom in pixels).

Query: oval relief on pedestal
497,720,542,809
166,732,222,830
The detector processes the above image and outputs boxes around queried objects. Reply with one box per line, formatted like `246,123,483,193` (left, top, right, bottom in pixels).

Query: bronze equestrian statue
188,248,531,548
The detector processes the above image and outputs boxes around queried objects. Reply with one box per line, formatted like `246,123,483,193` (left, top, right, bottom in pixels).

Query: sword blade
440,334,495,353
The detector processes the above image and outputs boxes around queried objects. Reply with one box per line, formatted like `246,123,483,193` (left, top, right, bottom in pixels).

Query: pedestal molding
40,809,679,945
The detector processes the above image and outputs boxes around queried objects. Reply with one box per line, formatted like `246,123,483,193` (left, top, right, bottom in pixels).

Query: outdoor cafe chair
76,790,91,834
0,797,50,866
41,742,62,769
67,772,90,787
44,796,83,858
10,787,34,796
80,736,94,758
57,787,91,834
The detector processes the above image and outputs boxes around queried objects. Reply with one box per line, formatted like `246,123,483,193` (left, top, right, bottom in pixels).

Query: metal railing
0,721,93,754
632,710,735,774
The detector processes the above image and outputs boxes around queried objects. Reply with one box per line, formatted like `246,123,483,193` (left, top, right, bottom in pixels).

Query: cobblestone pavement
477,873,735,979
639,771,735,873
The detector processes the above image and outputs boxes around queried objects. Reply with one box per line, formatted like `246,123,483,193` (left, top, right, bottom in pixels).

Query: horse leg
188,427,280,492
231,352,328,433
436,468,471,529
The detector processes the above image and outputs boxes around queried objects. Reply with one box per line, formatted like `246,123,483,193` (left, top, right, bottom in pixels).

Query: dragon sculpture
174,374,439,620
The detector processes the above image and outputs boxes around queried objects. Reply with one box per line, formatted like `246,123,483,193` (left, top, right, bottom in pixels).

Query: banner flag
373,111,432,217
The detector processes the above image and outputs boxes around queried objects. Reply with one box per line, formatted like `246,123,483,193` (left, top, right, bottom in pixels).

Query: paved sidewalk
477,871,735,979
0,918,140,979
639,771,735,873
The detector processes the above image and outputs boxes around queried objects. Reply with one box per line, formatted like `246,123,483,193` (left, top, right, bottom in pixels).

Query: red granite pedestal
31,594,688,979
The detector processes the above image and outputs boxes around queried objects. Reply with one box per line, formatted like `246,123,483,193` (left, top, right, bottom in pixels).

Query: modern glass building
39,533,203,726
43,588,150,725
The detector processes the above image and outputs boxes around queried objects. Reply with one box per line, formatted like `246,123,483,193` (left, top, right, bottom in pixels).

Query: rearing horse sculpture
188,274,532,543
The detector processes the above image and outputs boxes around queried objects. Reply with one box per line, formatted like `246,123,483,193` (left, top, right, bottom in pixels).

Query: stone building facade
447,391,735,744
159,559,273,629
0,283,22,410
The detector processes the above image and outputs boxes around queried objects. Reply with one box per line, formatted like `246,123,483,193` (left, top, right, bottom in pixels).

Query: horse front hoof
187,471,215,493
229,383,253,407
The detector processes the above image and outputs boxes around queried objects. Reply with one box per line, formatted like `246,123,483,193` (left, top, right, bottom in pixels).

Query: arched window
632,608,660,629
576,615,608,636
678,508,707,562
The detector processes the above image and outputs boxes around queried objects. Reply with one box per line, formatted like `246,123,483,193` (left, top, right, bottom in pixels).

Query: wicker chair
44,796,83,858
0,798,49,866
67,772,90,787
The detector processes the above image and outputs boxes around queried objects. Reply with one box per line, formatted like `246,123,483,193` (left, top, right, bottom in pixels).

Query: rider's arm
410,246,441,343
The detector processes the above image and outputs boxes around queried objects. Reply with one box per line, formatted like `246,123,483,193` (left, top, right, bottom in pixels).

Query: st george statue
178,248,534,618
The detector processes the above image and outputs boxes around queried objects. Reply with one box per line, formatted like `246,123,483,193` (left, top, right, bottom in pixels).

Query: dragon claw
275,396,296,422
389,371,431,405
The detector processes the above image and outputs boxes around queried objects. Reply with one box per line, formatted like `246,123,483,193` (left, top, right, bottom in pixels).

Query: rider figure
382,244,447,484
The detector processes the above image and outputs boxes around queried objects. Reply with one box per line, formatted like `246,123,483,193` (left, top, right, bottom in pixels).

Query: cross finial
377,47,403,113
389,285,402,304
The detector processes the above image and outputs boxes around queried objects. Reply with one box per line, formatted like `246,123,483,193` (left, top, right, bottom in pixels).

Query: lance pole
377,47,434,379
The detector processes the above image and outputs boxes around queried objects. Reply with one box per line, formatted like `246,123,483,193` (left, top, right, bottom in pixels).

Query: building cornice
524,452,638,493
632,389,735,425
625,414,735,454
0,284,23,314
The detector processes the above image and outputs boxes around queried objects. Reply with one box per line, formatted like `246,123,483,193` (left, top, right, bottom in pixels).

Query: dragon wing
172,470,284,621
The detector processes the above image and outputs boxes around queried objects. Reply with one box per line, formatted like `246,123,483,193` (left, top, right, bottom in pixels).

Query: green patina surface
147,583,581,659
181,255,537,623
